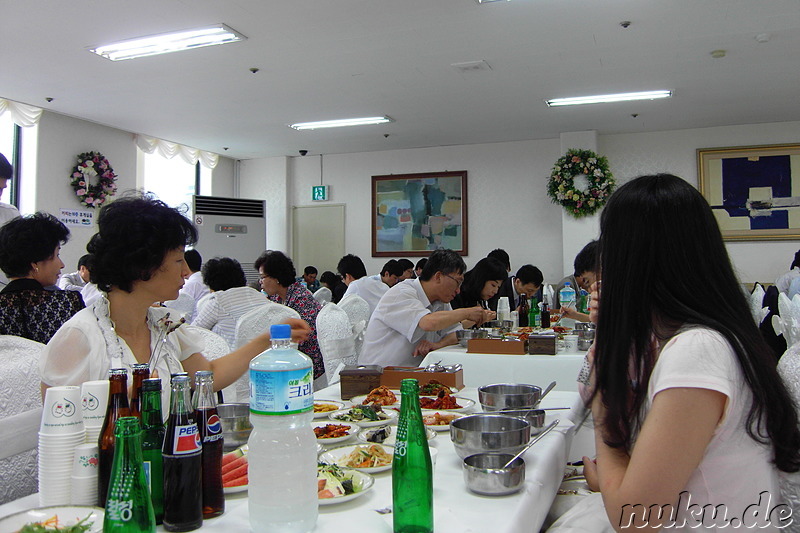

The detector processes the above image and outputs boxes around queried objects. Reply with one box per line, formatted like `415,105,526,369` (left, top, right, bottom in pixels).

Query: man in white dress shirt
342,259,404,317
179,249,210,321
0,153,21,288
58,254,93,291
359,249,494,368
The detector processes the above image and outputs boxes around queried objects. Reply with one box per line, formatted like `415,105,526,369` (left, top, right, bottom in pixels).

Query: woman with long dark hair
573,174,800,531
450,257,506,326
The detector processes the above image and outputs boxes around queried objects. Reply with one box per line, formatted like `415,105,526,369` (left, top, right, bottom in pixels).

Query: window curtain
135,134,218,169
0,99,43,127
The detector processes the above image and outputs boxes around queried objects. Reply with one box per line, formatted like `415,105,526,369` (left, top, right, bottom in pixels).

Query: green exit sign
312,185,329,201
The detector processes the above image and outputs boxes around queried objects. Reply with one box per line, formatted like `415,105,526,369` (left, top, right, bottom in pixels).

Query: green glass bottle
141,378,165,524
529,297,541,328
103,416,156,532
392,379,433,533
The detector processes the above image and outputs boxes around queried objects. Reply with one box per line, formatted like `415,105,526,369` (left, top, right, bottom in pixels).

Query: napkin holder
528,334,557,355
339,365,383,400
380,366,464,391
467,338,527,355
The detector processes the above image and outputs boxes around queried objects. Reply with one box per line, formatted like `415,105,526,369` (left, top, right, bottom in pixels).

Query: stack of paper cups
70,443,99,506
81,380,109,445
39,386,85,506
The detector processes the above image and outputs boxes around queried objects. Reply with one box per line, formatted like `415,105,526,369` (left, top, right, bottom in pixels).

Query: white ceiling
2,0,799,160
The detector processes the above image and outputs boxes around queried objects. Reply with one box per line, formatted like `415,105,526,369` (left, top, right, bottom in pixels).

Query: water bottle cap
270,323,292,340
564,282,571,286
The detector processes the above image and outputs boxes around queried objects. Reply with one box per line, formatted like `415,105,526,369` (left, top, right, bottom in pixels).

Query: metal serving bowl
463,453,526,496
483,408,546,434
217,403,252,452
456,329,488,347
478,383,543,412
450,414,531,459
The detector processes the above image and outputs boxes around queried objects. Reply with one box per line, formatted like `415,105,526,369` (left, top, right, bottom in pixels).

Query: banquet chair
338,294,370,363
185,325,237,403
163,292,197,322
777,341,800,524
232,302,301,401
315,303,357,386
0,335,45,504
313,286,332,305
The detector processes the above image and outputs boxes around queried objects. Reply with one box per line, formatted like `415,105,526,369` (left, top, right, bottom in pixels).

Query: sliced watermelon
222,454,248,476
224,473,248,488
222,462,248,483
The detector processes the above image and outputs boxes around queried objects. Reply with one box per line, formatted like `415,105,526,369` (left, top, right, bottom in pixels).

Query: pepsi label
172,424,202,455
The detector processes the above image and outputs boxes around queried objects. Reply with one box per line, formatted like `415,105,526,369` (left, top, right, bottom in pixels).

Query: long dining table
0,382,587,533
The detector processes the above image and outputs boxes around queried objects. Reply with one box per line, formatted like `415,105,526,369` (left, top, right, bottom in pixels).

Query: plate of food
319,443,395,474
317,464,375,505
222,446,249,494
421,411,465,431
312,421,359,445
419,394,475,413
0,506,104,532
329,405,398,427
418,380,457,395
357,425,436,445
350,386,400,408
313,400,345,418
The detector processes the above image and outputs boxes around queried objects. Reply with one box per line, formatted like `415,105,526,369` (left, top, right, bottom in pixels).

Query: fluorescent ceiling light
546,90,673,107
289,116,394,130
88,24,246,61
475,0,509,3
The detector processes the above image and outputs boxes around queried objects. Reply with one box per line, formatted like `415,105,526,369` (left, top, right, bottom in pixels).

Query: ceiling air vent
194,195,265,218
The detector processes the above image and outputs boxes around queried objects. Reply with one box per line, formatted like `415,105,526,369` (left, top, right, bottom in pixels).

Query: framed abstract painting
698,144,800,241
371,170,468,256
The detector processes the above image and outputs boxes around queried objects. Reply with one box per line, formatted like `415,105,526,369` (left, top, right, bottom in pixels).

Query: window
0,113,19,206
141,151,211,219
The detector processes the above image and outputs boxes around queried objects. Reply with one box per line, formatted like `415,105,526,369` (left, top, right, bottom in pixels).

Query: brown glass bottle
129,363,150,419
98,368,132,508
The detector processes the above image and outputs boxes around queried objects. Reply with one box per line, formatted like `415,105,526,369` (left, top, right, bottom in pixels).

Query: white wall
240,120,800,285
238,156,290,254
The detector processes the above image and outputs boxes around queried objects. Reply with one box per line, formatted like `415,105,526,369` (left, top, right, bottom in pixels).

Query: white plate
349,392,400,409
319,443,395,473
421,411,466,431
0,505,104,532
328,407,398,427
419,396,475,413
223,483,248,494
313,400,345,418
356,425,436,445
318,469,375,505
313,420,359,445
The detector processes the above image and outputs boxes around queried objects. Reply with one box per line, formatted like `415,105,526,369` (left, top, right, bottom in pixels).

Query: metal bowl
463,453,526,496
456,329,489,347
450,414,531,459
478,383,542,412
217,403,252,452
483,409,546,434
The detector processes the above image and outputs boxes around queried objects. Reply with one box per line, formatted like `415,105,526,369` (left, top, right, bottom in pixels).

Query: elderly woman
192,256,268,348
0,212,85,343
255,250,323,379
39,195,309,406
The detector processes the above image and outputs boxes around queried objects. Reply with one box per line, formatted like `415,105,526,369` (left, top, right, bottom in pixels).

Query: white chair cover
0,335,45,504
232,302,301,402
777,341,800,529
163,292,197,322
315,303,357,385
338,294,370,363
772,293,800,349
185,325,239,403
313,287,332,305
748,283,769,325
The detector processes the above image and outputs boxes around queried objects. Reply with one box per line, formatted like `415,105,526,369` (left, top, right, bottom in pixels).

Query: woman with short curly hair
0,212,84,343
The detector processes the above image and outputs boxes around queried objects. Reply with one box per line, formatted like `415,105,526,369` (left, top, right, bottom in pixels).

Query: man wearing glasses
360,249,495,368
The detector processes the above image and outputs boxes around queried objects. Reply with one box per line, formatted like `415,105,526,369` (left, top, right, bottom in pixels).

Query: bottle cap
564,282,571,287
270,323,292,340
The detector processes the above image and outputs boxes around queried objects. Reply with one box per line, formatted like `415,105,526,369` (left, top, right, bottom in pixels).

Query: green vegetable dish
333,404,388,422
17,514,93,532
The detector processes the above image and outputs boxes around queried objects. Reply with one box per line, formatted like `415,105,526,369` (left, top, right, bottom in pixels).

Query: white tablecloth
0,384,585,533
421,346,587,392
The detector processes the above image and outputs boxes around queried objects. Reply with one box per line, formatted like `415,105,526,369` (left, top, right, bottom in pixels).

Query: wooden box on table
467,338,527,355
528,334,557,355
380,366,465,391
339,365,383,400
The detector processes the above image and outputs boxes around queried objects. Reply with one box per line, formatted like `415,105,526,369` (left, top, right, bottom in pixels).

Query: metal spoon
502,419,560,468
539,381,556,403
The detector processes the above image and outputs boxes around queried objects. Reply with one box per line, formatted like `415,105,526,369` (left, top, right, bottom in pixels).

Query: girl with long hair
578,174,800,531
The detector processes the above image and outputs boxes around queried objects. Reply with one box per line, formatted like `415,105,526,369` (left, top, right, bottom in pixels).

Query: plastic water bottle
559,282,576,309
248,324,318,533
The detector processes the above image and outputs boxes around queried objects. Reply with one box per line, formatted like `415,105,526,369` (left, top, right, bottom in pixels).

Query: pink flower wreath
70,151,118,208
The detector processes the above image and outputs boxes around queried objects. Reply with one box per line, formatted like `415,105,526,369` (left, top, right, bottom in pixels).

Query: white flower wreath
547,149,615,218
70,151,118,208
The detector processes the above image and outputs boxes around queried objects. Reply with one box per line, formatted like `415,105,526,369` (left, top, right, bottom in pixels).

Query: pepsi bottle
162,375,203,532
193,371,225,519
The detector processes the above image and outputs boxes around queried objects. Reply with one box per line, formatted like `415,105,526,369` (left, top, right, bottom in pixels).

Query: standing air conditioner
192,195,267,286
